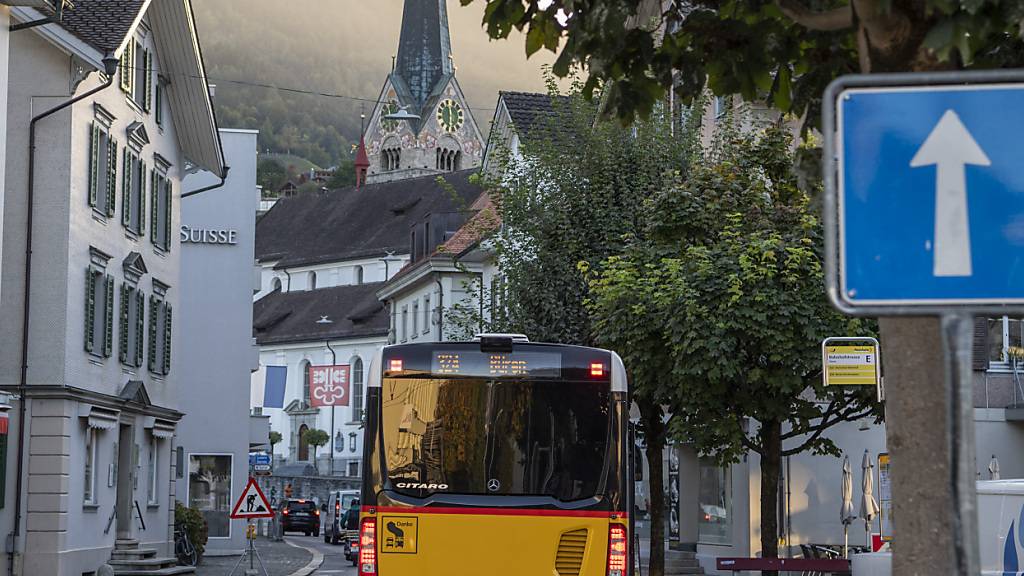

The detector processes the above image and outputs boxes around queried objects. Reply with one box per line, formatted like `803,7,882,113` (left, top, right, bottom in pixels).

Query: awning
143,416,176,439
78,405,120,430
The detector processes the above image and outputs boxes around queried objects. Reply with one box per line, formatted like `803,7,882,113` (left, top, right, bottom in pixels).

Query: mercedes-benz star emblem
487,479,501,492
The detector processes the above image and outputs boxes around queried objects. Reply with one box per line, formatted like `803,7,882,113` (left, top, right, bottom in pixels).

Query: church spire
395,0,453,110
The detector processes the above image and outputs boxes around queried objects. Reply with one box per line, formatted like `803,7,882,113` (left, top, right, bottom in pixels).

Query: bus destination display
432,351,561,377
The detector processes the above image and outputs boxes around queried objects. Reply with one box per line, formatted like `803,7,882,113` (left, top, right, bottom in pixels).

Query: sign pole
941,313,981,576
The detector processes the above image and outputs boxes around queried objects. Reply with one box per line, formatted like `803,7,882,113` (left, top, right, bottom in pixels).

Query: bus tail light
607,523,628,576
389,359,403,372
359,516,377,575
591,362,605,377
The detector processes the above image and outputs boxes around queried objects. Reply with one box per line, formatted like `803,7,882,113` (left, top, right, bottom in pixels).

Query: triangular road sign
230,477,275,519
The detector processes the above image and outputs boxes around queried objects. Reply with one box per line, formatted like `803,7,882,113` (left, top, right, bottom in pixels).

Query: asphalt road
288,533,356,575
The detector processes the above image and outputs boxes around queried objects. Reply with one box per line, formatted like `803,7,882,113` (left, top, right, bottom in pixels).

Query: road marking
283,537,325,576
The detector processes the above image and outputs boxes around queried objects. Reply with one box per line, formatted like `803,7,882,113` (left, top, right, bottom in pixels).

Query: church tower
363,0,484,184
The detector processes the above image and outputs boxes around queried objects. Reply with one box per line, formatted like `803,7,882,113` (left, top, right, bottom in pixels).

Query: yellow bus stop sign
823,342,880,387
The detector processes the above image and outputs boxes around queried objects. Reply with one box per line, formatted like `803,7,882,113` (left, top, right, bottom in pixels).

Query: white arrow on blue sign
836,84,1024,306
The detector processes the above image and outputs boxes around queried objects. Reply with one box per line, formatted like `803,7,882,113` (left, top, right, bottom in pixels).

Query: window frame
987,316,1024,372
84,427,98,505
147,292,172,376
151,171,171,252
401,305,408,343
412,300,419,339
351,357,363,423
122,151,146,236
147,435,159,506
423,295,431,334
301,360,311,406
85,266,114,359
88,122,117,219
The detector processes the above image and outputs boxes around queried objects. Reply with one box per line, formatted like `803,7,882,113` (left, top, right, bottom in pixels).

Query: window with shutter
84,268,96,353
162,304,172,375
119,283,130,363
162,178,171,252
106,139,117,218
133,41,147,107
135,291,145,367
155,80,163,125
135,160,146,234
148,295,159,373
120,43,133,93
143,49,153,112
103,275,114,358
150,171,158,244
122,152,133,227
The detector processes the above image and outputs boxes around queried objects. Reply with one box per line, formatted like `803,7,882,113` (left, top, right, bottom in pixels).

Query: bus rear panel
359,341,632,576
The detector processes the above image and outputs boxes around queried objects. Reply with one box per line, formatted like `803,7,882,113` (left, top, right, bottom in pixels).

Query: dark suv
280,499,320,536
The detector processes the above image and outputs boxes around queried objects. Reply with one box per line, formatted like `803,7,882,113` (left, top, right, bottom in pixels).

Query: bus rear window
382,377,610,501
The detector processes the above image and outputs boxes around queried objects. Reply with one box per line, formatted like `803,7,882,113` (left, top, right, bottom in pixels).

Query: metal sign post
823,70,1024,575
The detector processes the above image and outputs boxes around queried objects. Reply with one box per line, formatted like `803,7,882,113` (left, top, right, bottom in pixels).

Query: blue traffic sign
837,83,1024,306
249,453,271,467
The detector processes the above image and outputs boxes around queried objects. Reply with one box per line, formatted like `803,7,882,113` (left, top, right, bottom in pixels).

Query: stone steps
108,538,194,576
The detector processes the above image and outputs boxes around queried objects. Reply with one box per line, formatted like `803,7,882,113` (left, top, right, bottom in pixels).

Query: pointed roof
395,0,453,111
354,136,370,169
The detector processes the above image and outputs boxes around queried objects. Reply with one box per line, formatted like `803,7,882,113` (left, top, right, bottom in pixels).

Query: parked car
280,499,320,536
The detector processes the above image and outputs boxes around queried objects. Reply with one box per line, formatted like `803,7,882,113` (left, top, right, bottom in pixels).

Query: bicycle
174,521,198,567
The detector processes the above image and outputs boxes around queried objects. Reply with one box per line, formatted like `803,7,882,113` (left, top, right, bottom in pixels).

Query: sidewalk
195,537,317,576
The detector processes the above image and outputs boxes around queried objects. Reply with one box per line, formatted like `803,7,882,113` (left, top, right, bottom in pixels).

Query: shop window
697,458,732,545
188,454,232,538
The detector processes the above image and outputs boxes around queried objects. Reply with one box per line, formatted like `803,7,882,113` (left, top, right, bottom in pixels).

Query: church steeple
395,0,454,110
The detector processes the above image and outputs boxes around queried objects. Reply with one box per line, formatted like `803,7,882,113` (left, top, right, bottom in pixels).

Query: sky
192,0,563,128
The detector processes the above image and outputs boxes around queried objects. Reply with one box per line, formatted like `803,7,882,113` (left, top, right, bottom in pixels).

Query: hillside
192,0,558,169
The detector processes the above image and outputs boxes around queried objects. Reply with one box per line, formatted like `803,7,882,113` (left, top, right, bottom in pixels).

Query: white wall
254,254,409,300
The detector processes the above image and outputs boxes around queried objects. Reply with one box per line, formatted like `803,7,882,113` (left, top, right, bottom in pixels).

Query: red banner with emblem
309,365,350,407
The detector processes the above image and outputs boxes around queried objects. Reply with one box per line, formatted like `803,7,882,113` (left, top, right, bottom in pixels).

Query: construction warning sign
380,516,418,554
824,345,879,386
230,478,275,519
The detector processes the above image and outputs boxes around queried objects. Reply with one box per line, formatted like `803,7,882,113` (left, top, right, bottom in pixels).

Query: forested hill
192,0,557,170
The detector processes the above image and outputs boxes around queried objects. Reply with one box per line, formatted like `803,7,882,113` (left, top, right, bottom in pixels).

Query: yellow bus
357,335,633,576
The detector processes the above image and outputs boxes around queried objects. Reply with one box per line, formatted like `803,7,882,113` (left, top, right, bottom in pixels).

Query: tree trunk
638,397,666,576
759,419,783,576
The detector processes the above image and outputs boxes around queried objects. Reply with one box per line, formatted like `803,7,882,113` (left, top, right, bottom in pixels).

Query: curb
283,537,324,576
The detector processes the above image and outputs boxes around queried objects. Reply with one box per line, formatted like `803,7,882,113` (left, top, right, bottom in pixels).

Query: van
323,489,360,545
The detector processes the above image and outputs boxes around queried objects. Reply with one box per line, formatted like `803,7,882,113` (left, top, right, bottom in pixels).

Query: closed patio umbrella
989,455,1001,480
841,455,857,557
861,450,880,548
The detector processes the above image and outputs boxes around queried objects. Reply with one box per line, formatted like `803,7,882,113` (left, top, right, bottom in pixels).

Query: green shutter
122,153,132,227
119,284,129,363
155,81,163,125
150,173,159,245
106,139,117,218
88,124,99,208
138,161,147,235
120,44,132,93
135,291,145,367
163,178,172,251
84,268,95,353
148,296,158,372
162,304,172,375
103,275,114,358
143,50,153,112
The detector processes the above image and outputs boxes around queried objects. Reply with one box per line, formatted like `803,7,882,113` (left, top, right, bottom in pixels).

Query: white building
253,170,482,479
0,1,224,574
176,128,260,554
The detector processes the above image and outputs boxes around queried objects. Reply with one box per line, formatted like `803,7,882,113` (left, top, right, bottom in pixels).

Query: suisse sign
829,76,1024,311
180,225,238,245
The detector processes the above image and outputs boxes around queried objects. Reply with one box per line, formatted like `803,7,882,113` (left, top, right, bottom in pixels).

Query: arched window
297,424,309,461
271,277,282,292
351,357,364,422
354,266,363,285
308,271,317,290
301,360,311,406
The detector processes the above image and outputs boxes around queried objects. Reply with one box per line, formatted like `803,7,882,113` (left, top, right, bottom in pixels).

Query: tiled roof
253,283,389,345
59,0,146,54
500,91,576,143
255,169,483,268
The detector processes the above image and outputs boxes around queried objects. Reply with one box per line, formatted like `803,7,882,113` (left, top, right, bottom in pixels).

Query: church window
308,271,317,290
382,147,401,172
271,277,282,292
354,266,364,285
301,361,311,406
436,148,462,172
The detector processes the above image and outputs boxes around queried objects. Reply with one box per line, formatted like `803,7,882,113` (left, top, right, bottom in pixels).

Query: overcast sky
193,0,562,125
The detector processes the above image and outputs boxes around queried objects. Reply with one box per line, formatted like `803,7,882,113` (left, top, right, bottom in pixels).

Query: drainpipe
10,55,120,576
180,165,230,199
325,340,337,474
282,269,292,292
434,275,444,341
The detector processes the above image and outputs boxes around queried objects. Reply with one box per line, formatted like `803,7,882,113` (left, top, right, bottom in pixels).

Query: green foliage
463,0,1024,125
269,430,282,447
257,158,288,195
175,501,209,560
302,428,330,460
328,159,357,189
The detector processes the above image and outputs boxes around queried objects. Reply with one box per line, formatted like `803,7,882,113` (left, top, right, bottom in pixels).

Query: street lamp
383,105,421,122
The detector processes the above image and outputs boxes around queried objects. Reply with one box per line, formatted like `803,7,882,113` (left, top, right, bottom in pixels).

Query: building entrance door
116,423,135,539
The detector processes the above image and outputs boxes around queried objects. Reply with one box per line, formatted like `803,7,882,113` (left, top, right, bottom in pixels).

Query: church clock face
437,99,464,133
380,100,400,133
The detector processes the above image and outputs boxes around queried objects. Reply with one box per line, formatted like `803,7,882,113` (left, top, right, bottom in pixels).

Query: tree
464,85,696,576
587,125,882,568
464,0,1024,124
257,158,287,195
269,430,282,453
464,2,1024,572
302,428,330,463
